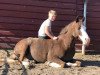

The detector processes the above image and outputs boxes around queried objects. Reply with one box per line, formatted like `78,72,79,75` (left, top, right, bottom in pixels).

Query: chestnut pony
12,16,86,68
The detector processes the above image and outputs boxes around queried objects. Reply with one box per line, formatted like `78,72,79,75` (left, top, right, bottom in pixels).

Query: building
0,0,100,52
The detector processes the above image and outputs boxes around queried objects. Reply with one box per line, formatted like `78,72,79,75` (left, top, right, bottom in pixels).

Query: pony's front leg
47,57,66,68
66,60,81,67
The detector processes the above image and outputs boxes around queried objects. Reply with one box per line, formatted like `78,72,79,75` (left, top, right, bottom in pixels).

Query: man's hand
53,36,58,40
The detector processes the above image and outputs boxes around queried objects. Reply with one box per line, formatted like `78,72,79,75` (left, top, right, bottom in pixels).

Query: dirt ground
0,50,100,75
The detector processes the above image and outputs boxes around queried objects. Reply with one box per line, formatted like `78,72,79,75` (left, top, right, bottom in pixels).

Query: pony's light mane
59,16,84,35
59,21,75,35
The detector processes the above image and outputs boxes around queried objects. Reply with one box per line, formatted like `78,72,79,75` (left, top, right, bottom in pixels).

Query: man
38,10,58,40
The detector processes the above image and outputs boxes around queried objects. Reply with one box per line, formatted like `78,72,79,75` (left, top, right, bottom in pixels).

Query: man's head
48,10,57,21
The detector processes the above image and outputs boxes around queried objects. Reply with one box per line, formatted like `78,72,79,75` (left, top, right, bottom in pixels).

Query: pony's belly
32,55,47,63
30,49,47,63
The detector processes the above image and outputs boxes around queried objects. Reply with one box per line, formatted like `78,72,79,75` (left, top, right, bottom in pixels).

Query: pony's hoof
22,61,30,69
45,61,62,68
66,61,81,67
75,61,81,67
28,61,35,69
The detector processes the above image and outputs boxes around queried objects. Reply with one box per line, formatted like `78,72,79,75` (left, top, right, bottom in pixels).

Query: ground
0,50,100,75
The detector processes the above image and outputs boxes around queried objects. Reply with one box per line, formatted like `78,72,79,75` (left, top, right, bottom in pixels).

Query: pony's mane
59,21,75,35
59,16,83,35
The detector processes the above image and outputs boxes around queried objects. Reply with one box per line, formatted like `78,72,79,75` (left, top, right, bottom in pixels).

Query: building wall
0,0,100,52
0,0,81,49
86,0,100,51
75,0,100,51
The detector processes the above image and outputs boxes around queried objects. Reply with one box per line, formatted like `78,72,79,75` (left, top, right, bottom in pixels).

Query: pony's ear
75,15,80,23
75,16,84,22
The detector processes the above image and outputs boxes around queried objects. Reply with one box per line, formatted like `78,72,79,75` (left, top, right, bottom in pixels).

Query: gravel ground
0,50,100,75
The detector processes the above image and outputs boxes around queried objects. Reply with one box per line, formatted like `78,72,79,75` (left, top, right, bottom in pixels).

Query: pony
10,16,89,68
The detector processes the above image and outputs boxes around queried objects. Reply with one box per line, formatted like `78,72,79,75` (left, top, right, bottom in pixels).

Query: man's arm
45,26,54,39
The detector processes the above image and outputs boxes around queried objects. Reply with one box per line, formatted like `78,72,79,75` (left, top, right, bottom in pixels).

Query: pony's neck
58,31,74,49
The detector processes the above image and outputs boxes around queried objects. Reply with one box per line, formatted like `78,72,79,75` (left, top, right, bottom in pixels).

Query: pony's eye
78,26,81,30
79,27,81,30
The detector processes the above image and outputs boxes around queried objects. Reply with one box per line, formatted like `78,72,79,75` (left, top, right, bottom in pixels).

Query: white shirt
38,19,51,36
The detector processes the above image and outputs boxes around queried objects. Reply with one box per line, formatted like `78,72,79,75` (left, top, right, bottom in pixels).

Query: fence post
82,0,88,55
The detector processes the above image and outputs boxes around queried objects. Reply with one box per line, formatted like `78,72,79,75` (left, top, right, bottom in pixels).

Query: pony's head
59,16,90,46
79,23,90,46
75,16,90,46
60,16,84,38
72,16,84,37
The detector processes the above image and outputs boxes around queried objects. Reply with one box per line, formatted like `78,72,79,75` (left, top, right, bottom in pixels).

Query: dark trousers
38,36,50,39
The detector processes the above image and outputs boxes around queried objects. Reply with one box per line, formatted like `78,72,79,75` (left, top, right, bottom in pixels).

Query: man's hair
48,10,57,16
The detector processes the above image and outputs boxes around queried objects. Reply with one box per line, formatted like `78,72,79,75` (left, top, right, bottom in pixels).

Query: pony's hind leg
19,44,30,61
19,51,26,61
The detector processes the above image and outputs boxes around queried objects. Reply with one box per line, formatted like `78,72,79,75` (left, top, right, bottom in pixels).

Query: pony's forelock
75,16,84,23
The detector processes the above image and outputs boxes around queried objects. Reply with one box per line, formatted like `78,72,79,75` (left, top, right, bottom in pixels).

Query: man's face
49,13,56,21
51,15,56,21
